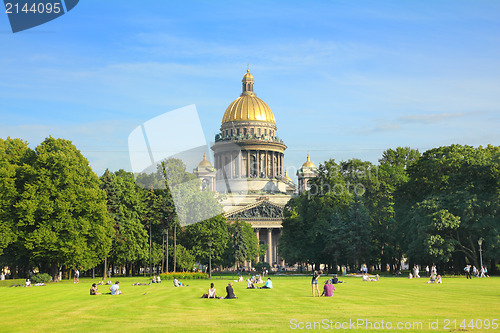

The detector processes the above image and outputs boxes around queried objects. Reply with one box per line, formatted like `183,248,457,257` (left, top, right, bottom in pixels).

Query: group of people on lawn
90,281,122,295
89,266,447,298
201,282,237,299
311,270,345,297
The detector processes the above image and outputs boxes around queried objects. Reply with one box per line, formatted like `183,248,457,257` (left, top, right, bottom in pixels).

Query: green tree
169,244,196,272
16,137,113,280
397,144,500,271
374,147,420,272
0,138,33,258
101,170,148,273
181,215,230,266
223,220,259,267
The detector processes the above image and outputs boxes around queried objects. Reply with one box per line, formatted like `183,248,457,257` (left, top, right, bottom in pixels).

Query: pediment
225,199,284,220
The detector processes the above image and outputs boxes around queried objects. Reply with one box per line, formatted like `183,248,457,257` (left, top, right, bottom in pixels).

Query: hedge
159,272,208,280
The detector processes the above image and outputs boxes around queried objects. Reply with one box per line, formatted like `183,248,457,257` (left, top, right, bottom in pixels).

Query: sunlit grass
0,274,499,332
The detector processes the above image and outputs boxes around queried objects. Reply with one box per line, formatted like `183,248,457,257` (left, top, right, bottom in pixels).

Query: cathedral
194,69,318,267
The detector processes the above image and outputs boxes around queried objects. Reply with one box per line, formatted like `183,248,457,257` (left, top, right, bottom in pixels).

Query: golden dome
222,95,275,123
198,153,213,168
302,154,316,168
222,70,276,124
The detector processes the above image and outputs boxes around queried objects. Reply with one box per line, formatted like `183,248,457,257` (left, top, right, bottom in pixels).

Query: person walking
74,268,80,283
464,265,471,279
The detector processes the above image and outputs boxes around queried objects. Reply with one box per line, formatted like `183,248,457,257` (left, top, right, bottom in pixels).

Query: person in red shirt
321,280,335,297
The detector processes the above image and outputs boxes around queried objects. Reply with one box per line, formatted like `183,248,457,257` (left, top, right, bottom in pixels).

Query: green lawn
0,274,499,332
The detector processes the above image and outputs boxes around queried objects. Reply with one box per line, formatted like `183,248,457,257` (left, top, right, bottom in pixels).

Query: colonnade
215,150,284,179
254,228,284,267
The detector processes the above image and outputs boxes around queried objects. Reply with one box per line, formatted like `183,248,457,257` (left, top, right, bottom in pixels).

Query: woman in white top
208,283,217,298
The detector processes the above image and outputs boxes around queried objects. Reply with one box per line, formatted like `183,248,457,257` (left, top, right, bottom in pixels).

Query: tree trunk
50,262,58,282
166,229,169,273
162,231,165,273
174,225,177,273
103,257,107,280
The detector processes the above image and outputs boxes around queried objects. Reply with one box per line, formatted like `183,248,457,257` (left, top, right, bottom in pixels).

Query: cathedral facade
194,70,317,267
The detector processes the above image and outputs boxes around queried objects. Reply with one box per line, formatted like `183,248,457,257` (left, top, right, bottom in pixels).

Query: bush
254,262,270,272
159,272,208,280
31,273,51,284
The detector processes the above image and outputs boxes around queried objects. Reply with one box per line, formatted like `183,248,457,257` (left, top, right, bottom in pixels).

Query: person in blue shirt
109,281,122,295
260,278,273,289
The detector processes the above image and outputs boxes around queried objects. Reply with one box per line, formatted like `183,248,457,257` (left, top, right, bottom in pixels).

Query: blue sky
1,0,499,179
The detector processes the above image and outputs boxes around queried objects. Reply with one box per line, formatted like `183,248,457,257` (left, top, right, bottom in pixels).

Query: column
255,228,260,263
230,152,234,179
280,154,283,177
276,153,279,177
246,151,250,177
273,153,277,178
256,151,260,177
282,154,284,176
264,151,268,178
267,228,273,265
239,151,242,178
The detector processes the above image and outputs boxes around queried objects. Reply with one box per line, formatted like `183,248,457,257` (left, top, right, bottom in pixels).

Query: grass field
1,274,499,332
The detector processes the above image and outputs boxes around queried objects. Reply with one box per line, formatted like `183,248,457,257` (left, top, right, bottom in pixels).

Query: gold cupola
302,154,316,168
198,153,213,168
221,69,276,124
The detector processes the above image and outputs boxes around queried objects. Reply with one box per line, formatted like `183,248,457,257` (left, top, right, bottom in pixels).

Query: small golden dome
302,154,316,168
198,153,213,168
222,70,275,123
242,69,254,81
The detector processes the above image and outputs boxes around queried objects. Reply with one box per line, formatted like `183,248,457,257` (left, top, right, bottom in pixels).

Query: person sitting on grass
321,280,335,297
436,275,442,284
206,283,217,298
90,283,101,295
173,278,184,287
362,273,379,282
260,278,273,289
152,275,157,283
427,274,436,283
238,275,244,282
256,275,264,284
110,281,122,295
330,274,344,284
156,275,161,283
25,279,31,287
225,282,238,299
247,279,256,289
